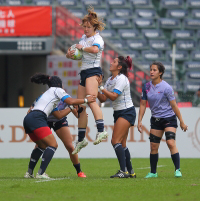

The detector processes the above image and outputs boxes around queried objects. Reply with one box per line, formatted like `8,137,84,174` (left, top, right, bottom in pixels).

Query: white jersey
104,74,134,111
32,87,70,117
79,32,104,71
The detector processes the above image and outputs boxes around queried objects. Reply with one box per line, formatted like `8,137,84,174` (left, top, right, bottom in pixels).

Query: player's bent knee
149,133,161,143
165,131,176,141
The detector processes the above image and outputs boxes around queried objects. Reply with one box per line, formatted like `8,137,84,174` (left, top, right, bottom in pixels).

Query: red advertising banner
0,6,52,36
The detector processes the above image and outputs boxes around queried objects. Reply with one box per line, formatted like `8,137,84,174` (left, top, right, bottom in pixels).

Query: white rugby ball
70,44,83,60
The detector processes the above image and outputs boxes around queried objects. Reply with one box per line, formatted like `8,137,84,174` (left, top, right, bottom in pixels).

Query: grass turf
0,158,199,201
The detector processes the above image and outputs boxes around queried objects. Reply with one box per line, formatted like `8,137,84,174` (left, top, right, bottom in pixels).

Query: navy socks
38,146,57,175
150,153,158,174
171,152,180,170
124,147,134,174
95,119,104,132
78,128,86,142
113,143,126,172
28,147,44,175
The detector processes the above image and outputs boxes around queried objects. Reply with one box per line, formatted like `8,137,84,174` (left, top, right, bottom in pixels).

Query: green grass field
0,158,199,201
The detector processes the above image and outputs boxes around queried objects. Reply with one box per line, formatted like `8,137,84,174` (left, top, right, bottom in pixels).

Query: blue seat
186,71,200,81
125,50,141,60
57,0,78,7
163,72,173,79
149,39,170,50
171,30,195,40
112,9,133,18
142,29,165,39
134,18,156,28
166,9,188,19
118,29,140,39
142,50,164,60
167,81,182,91
82,0,105,8
191,9,200,19
184,61,200,70
69,9,85,18
176,40,196,50
108,18,132,29
191,51,200,60
107,0,129,8
166,50,189,61
99,30,117,38
135,9,157,18
159,18,181,29
131,0,153,8
95,9,109,18
161,61,173,71
184,81,200,92
137,61,151,70
184,19,200,29
160,0,184,9
108,40,127,50
186,0,200,9
197,30,200,39
127,39,148,50
6,0,23,5
34,0,51,5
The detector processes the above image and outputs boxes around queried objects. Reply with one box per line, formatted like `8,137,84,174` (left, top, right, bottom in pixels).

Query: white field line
34,178,68,183
137,165,166,169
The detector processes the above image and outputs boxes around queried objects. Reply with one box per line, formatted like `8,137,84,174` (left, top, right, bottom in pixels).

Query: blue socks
171,152,180,170
124,147,134,174
113,143,126,172
150,153,158,174
78,128,86,142
95,119,104,132
73,163,81,174
28,147,44,175
38,146,57,175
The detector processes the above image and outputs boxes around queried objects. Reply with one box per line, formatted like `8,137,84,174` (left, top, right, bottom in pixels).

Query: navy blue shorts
47,117,68,132
150,115,178,130
80,67,103,87
113,106,136,126
23,110,48,134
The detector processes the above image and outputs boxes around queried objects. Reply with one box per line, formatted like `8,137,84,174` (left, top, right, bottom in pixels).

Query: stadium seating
95,9,109,18
171,30,195,41
142,29,165,39
69,9,86,18
34,0,51,5
160,0,184,9
107,0,130,9
184,82,200,92
166,50,189,61
133,18,156,28
99,29,118,39
57,0,79,7
135,9,158,18
186,0,200,9
184,19,200,29
142,50,164,60
176,39,196,50
159,18,181,29
111,9,133,18
149,39,170,50
166,9,188,19
191,51,200,60
191,9,200,19
6,0,22,5
118,29,140,39
131,0,153,8
82,0,106,9
127,39,149,50
184,61,200,70
108,18,132,29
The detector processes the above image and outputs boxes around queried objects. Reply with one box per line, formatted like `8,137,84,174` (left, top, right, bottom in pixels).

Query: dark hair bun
125,56,132,69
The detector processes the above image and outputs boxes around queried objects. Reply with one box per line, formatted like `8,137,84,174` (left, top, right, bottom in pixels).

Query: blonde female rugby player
66,6,108,154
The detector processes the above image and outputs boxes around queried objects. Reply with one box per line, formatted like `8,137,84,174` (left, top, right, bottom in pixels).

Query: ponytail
118,56,133,77
30,73,62,88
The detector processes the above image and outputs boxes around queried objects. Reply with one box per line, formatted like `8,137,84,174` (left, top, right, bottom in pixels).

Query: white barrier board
0,108,199,158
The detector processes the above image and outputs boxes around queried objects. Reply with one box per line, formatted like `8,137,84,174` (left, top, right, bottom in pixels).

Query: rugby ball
70,44,83,60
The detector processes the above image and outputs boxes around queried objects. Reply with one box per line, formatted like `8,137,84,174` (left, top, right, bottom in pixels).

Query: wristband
100,86,104,91
69,105,74,110
81,47,85,51
84,98,88,104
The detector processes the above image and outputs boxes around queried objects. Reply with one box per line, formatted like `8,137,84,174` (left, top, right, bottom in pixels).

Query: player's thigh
56,127,73,149
150,129,164,138
37,134,57,148
77,84,86,99
85,76,99,96
112,118,131,142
